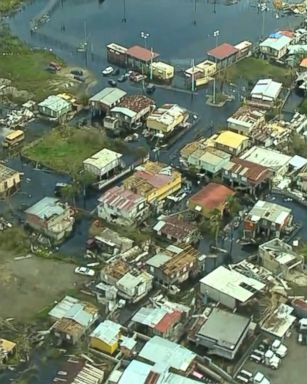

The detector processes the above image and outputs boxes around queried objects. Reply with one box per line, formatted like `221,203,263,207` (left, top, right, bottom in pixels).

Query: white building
240,146,291,176
200,266,265,309
116,271,153,303
83,148,123,178
250,79,282,103
259,35,292,60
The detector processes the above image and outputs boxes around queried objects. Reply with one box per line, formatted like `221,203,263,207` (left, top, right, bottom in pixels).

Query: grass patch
0,227,30,253
227,57,292,85
0,27,68,101
22,126,123,173
299,98,307,115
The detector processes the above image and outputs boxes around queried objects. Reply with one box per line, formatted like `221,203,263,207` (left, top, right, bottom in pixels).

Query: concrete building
97,186,149,225
213,130,249,156
132,306,183,340
240,146,291,176
185,60,217,87
38,95,72,119
186,146,231,175
146,244,203,286
89,87,126,116
106,43,128,67
101,260,153,303
259,238,304,279
25,197,74,242
0,338,16,364
126,45,159,70
123,161,181,203
138,336,196,373
153,215,200,244
227,106,266,136
150,61,175,81
200,266,265,309
195,308,251,360
146,104,188,135
207,43,239,68
49,297,99,345
110,95,155,128
0,163,20,197
188,183,235,217
222,157,272,195
83,148,123,178
250,79,282,107
243,200,293,241
235,40,253,59
90,320,121,355
94,228,134,257
52,358,104,384
259,34,292,60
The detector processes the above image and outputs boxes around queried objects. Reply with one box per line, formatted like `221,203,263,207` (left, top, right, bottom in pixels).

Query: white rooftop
200,266,265,303
90,320,121,345
260,35,292,51
240,146,291,170
83,148,122,170
248,200,292,225
89,87,126,106
251,79,282,101
261,304,296,338
38,95,71,112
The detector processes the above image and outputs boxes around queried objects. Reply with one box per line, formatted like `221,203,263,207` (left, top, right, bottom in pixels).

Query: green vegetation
227,57,292,85
288,133,307,158
22,126,130,173
299,98,307,115
0,227,30,253
0,0,22,13
0,27,68,101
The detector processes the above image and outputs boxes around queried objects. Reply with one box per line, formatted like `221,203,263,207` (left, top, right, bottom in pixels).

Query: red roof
154,310,182,333
227,158,271,185
190,183,235,210
135,170,172,188
207,43,238,60
98,186,144,213
127,45,159,62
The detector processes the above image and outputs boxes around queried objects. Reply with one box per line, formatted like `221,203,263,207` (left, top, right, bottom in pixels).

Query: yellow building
90,320,121,355
213,130,249,156
0,338,16,363
0,164,21,197
185,60,217,86
150,61,174,81
123,161,182,203
146,104,188,134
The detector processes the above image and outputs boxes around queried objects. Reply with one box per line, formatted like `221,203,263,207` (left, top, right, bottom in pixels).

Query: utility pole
261,8,265,39
191,59,195,93
150,47,153,81
141,31,149,49
122,0,127,23
193,0,197,25
213,30,219,104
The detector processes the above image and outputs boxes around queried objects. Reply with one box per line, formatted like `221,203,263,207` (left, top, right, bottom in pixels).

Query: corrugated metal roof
38,95,70,112
132,307,168,327
89,87,126,106
48,296,80,319
207,43,238,60
25,197,65,220
83,148,122,170
90,320,121,345
139,336,196,372
127,45,159,62
251,79,282,101
65,303,93,327
111,106,136,118
260,35,291,51
146,253,172,268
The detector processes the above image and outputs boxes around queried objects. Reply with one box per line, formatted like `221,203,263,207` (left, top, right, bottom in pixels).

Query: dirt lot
0,251,85,319
242,332,307,384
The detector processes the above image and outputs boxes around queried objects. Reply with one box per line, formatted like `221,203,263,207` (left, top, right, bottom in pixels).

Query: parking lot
241,332,307,384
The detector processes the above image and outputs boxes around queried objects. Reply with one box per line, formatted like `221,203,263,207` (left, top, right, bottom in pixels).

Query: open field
22,126,130,173
227,57,293,85
0,251,85,319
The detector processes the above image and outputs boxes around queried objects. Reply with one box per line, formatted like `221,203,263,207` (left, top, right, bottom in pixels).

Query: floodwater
1,1,307,382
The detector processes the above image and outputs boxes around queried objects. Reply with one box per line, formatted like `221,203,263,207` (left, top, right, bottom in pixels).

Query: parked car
108,79,117,87
264,350,280,369
271,339,287,358
146,83,156,94
253,372,270,384
75,266,95,277
71,69,83,76
118,75,126,82
102,66,114,76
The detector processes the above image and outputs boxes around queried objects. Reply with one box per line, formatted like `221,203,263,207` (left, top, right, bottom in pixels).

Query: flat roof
5,129,24,140
38,95,70,112
198,308,250,349
127,45,159,62
90,320,121,345
189,183,234,210
89,87,126,106
48,296,80,319
139,336,196,372
146,253,172,268
25,197,65,219
240,146,291,169
207,43,238,60
0,163,19,183
215,130,248,149
247,200,292,225
260,35,291,51
83,148,122,169
200,266,265,303
251,79,282,101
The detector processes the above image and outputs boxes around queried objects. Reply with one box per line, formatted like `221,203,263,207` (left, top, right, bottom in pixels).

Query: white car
102,66,114,76
271,339,287,358
75,266,95,277
254,372,270,384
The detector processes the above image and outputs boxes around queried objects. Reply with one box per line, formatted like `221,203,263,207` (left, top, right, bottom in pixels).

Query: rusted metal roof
127,45,159,62
225,157,271,185
207,43,238,60
189,183,234,210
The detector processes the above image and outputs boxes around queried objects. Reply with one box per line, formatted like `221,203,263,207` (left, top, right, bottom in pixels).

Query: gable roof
207,43,238,60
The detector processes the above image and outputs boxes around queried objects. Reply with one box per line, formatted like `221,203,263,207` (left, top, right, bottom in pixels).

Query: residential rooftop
52,358,104,384
153,214,198,240
132,306,182,333
83,148,122,170
147,104,187,127
260,35,292,51
38,95,71,112
240,146,291,170
25,197,66,220
127,45,159,62
0,163,19,183
200,265,265,303
98,185,145,213
89,87,126,106
246,200,292,225
90,320,121,345
227,106,266,130
223,157,271,184
189,183,234,210
250,79,282,101
207,43,238,60
214,130,248,149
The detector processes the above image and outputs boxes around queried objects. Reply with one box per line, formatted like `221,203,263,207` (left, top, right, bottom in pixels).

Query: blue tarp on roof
269,32,283,39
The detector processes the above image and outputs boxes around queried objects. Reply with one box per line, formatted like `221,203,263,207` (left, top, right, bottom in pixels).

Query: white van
237,375,249,383
250,354,262,363
240,370,253,380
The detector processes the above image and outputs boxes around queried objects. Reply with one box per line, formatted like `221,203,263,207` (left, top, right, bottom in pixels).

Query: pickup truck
271,339,287,358
264,349,280,369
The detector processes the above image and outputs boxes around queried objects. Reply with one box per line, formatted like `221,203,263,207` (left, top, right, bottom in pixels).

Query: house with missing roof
193,308,251,360
188,182,235,218
243,200,293,241
90,320,121,355
25,197,75,242
123,161,182,204
222,157,272,195
0,163,21,198
97,185,149,225
110,94,155,129
207,43,239,68
48,296,99,345
227,106,266,137
199,265,265,309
